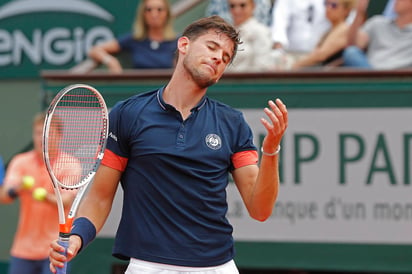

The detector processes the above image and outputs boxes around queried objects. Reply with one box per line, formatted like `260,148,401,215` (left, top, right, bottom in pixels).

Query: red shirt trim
102,149,128,171
232,150,258,169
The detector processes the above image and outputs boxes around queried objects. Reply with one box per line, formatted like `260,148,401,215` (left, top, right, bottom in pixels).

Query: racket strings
47,88,107,188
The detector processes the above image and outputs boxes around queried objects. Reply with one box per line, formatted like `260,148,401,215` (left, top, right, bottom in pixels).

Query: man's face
394,0,412,15
182,31,235,88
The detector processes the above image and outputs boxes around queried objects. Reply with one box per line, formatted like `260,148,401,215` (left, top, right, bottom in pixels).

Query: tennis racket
42,84,109,274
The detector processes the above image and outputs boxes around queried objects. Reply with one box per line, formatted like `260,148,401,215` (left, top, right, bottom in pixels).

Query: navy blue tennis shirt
102,87,258,267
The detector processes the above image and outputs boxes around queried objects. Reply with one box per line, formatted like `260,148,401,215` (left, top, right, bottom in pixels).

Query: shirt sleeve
230,112,257,170
361,15,384,37
117,33,134,51
104,100,132,169
232,150,258,169
101,149,128,172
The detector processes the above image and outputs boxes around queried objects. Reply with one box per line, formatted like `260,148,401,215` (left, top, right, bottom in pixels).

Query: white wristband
261,145,281,156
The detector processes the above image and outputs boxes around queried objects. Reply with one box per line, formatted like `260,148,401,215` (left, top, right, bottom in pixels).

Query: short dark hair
181,15,241,62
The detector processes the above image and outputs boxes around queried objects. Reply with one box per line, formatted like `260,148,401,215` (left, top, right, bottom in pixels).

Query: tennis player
49,15,288,274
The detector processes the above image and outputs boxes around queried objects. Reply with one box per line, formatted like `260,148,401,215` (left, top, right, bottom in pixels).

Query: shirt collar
156,86,207,112
390,19,412,31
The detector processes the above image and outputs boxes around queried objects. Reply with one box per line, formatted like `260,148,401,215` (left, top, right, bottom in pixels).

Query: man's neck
163,73,207,120
396,13,412,28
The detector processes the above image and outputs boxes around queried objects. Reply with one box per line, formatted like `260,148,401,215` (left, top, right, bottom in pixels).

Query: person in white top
292,0,357,69
271,0,330,69
226,0,273,72
206,0,273,26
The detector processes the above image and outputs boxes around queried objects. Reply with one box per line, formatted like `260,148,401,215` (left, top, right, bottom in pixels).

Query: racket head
42,84,109,190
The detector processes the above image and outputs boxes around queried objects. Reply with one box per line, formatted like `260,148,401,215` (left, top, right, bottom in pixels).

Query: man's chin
200,78,218,88
193,73,218,89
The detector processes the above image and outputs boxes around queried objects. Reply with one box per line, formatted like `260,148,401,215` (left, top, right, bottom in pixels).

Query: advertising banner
0,0,137,78
232,108,412,244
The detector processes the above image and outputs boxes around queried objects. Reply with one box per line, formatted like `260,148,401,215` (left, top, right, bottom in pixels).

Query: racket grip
56,237,69,274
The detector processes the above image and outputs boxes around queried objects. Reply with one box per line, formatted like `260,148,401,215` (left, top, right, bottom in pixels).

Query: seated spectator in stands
271,0,331,69
292,0,357,69
206,0,273,26
88,0,177,73
343,0,412,69
226,0,274,72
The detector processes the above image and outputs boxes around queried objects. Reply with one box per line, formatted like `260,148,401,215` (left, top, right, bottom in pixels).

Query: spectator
343,0,412,69
0,112,78,274
226,0,274,72
88,0,178,73
271,0,331,69
292,0,357,69
206,0,273,26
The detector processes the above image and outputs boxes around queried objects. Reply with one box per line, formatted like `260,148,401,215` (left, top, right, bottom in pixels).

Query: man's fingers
265,99,288,134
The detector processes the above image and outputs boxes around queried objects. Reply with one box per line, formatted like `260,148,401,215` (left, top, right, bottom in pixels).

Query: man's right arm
49,165,122,273
76,165,122,232
347,0,370,49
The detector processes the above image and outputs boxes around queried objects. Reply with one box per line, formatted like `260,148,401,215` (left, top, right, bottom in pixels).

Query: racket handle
56,237,69,274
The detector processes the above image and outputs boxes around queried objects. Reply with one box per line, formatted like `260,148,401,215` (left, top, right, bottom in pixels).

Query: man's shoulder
9,150,36,164
366,15,391,27
207,98,243,117
363,15,393,35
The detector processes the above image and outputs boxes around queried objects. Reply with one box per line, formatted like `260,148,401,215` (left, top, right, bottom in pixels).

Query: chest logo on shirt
205,134,222,150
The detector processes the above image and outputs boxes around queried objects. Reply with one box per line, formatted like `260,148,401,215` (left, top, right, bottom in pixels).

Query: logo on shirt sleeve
205,134,222,150
108,132,118,142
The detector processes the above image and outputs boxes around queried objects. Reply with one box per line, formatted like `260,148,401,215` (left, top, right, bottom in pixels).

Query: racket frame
42,84,108,235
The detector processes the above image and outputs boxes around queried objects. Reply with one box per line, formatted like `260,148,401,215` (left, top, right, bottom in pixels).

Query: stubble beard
183,56,216,89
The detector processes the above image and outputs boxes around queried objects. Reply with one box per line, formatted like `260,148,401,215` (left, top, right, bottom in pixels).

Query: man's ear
177,36,190,54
